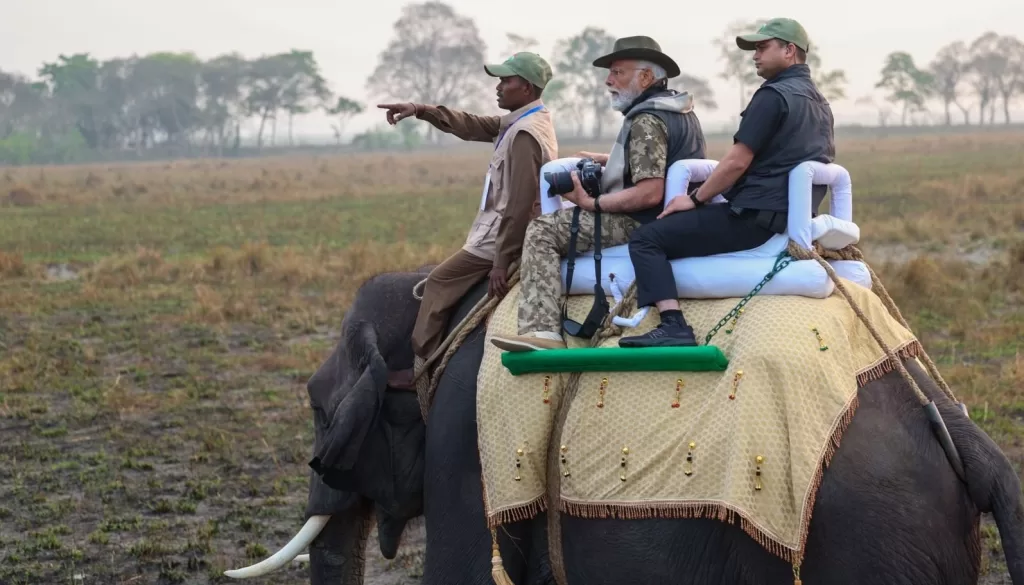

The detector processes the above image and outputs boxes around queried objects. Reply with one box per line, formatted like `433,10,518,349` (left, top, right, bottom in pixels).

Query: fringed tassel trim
559,499,799,564
797,393,861,564
554,392,863,569
821,395,861,468
855,339,923,387
486,496,548,529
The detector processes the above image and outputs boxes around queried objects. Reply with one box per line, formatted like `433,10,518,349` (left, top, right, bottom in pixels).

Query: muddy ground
0,302,1014,585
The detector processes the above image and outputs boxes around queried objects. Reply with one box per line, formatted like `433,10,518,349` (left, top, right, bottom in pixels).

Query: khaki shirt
415,102,556,269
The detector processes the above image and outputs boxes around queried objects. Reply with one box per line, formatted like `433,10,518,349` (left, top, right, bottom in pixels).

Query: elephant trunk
912,360,1024,585
310,497,375,585
992,486,1024,585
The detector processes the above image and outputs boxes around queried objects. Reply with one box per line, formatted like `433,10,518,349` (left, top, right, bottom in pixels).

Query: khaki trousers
518,209,641,335
411,249,493,359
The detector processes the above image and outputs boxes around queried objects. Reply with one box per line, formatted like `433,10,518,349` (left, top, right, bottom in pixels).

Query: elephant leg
525,513,554,585
422,326,534,585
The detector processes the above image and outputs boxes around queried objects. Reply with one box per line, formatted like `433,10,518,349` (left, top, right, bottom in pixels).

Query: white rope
412,277,427,301
608,274,649,328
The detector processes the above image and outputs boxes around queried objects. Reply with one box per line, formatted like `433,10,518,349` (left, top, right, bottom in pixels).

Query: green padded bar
500,345,729,376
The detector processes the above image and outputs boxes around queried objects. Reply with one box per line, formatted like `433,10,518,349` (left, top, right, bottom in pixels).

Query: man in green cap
614,17,836,348
488,36,709,352
377,52,559,387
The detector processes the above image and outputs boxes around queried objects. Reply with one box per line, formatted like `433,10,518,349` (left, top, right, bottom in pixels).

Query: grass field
1,131,1022,585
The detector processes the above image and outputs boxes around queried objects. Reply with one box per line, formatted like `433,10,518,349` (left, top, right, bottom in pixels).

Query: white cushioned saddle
537,157,870,305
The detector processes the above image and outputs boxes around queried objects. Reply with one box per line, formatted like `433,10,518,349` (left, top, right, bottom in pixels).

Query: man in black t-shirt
619,17,835,348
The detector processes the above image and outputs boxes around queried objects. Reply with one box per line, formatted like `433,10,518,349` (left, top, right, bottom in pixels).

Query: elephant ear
309,321,388,474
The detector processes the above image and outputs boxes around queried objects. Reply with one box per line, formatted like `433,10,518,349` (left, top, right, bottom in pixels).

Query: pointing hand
377,103,417,125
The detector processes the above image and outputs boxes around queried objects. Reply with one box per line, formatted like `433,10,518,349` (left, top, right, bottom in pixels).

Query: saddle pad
476,280,921,565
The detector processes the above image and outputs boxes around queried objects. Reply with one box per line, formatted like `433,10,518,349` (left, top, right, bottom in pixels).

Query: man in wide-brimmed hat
615,17,837,348
377,52,559,384
490,36,709,353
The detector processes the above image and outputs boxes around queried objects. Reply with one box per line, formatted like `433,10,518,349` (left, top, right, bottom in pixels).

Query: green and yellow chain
703,250,794,345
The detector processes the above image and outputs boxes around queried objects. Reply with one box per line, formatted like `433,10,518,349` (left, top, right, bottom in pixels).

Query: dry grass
0,130,1022,584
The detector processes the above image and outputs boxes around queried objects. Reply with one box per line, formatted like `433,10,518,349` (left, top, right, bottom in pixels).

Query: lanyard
494,105,543,151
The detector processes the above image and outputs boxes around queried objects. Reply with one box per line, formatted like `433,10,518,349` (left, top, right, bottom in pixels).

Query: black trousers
628,204,779,308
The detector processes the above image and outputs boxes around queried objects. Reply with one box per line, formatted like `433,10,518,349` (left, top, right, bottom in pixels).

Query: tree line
0,50,367,164
870,33,1024,126
0,2,1020,164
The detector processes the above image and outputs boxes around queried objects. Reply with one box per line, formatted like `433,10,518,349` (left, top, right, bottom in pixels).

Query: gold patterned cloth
476,278,921,564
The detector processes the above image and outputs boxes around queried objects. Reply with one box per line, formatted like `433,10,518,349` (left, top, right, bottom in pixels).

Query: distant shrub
7,186,38,207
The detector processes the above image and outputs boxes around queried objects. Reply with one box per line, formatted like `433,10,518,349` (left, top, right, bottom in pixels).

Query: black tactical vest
621,87,707,224
725,64,835,214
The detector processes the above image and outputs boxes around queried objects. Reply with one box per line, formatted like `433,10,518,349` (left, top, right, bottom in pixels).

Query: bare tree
855,94,893,127
929,41,971,125
537,78,584,137
552,26,617,140
807,52,848,102
994,35,1024,123
669,74,718,111
504,33,539,57
366,1,488,143
714,19,766,111
967,32,1001,125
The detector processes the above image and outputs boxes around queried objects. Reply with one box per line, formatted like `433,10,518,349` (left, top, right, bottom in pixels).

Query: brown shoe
490,334,567,352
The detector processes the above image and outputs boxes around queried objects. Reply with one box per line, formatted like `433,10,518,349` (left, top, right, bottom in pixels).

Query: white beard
608,77,643,112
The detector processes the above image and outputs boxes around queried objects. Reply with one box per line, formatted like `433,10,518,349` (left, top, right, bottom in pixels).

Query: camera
545,158,603,198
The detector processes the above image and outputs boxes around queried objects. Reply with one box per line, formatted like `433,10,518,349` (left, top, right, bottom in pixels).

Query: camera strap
561,207,609,339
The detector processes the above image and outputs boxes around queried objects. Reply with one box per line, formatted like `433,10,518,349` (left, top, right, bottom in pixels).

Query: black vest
725,65,835,214
621,87,708,224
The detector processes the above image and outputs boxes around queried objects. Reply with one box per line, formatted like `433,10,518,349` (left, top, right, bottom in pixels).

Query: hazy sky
3,0,1020,140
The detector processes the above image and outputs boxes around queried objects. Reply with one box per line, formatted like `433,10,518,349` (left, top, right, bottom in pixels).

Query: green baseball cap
484,52,553,89
736,18,811,52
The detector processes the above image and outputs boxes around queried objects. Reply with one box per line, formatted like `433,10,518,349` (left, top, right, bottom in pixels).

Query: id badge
479,172,491,211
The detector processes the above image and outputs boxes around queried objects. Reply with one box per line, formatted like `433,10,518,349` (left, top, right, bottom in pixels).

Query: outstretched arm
377,103,500,143
414,104,501,143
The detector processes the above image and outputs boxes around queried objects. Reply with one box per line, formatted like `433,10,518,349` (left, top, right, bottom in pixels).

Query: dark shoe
618,321,698,348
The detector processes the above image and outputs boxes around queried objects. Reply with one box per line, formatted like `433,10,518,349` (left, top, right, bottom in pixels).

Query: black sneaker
619,321,698,348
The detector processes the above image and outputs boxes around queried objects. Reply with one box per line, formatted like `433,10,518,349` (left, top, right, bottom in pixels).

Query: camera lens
545,170,575,196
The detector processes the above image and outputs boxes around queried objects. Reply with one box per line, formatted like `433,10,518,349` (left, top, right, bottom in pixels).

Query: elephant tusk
294,554,309,563
223,515,330,578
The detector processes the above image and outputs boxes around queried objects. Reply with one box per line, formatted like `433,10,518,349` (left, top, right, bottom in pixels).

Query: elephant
227,268,1024,585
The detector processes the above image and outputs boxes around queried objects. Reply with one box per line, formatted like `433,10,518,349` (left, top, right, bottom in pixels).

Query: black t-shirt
733,90,787,155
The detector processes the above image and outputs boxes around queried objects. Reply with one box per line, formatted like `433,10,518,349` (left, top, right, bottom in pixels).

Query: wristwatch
593,195,602,213
688,191,704,207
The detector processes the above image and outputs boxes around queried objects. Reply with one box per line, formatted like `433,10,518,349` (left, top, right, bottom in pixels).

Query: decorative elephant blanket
475,278,922,565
